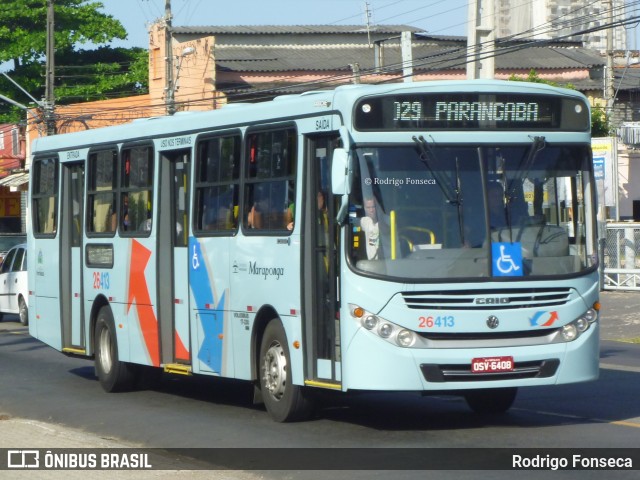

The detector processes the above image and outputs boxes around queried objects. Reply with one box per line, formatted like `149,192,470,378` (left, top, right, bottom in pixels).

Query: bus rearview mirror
331,148,350,196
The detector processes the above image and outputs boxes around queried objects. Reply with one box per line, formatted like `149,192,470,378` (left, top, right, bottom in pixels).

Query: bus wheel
464,388,518,414
94,306,136,392
18,297,28,326
259,320,314,422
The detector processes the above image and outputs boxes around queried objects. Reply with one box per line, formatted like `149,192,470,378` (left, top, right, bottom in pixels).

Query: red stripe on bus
126,240,160,367
174,330,190,361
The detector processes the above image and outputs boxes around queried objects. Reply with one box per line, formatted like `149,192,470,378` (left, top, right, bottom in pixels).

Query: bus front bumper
340,323,600,392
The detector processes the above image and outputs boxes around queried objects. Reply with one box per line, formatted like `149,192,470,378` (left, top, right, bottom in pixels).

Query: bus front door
60,162,85,353
157,149,191,369
303,134,341,387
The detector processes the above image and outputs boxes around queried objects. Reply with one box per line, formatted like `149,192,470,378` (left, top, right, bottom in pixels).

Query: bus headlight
363,315,378,330
379,323,393,338
575,317,589,332
583,308,597,323
558,307,598,342
561,324,578,341
349,304,418,348
396,329,416,347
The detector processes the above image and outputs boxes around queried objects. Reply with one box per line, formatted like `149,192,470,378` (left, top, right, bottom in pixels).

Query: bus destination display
354,93,589,131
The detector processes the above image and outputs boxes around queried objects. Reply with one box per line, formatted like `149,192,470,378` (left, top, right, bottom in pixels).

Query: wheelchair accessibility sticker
492,242,523,277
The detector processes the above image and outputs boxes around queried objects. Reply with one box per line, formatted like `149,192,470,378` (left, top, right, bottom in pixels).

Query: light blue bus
28,80,600,422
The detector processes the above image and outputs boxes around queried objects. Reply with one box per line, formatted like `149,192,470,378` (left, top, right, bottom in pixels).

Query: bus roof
31,79,587,155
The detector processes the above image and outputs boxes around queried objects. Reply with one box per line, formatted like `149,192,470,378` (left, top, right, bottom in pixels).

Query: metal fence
601,222,640,291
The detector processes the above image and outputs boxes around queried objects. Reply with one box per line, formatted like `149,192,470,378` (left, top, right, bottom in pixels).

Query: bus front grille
402,288,572,311
420,359,560,383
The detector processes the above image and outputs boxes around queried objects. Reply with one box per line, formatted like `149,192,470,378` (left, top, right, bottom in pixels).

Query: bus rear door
303,133,341,388
60,161,85,354
157,148,191,370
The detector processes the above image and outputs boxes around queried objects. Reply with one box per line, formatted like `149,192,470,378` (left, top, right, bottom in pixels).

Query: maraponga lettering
249,261,285,280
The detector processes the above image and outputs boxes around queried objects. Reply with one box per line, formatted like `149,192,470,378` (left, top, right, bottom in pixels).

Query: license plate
471,356,514,373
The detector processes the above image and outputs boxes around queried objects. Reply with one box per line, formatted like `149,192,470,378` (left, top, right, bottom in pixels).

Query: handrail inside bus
391,210,397,260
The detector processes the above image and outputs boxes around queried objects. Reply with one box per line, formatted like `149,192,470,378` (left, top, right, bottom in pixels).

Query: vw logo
486,315,500,329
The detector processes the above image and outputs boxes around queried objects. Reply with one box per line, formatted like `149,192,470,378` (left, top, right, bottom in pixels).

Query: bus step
62,347,86,356
305,379,342,390
163,363,193,376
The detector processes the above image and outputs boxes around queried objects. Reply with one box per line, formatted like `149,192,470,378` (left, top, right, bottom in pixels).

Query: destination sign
354,92,590,131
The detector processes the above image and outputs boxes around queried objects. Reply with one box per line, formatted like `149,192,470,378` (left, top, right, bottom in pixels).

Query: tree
0,0,148,123
591,106,610,137
508,69,611,136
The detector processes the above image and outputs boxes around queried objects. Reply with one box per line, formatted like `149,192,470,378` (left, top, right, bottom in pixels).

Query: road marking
600,363,640,373
513,408,640,429
610,419,640,428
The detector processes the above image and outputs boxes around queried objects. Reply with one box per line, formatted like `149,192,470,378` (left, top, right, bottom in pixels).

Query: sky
100,0,470,49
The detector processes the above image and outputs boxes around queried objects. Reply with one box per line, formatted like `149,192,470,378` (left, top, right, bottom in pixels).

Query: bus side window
120,146,154,235
195,134,241,234
87,149,117,235
32,157,59,236
243,128,296,232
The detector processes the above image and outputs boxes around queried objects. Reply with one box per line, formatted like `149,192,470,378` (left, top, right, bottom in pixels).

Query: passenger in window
317,190,330,270
121,194,130,231
316,191,329,242
361,197,380,260
247,203,260,229
140,217,152,231
286,201,295,231
109,199,118,232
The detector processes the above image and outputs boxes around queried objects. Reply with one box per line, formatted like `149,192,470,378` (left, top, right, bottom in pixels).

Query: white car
0,243,28,326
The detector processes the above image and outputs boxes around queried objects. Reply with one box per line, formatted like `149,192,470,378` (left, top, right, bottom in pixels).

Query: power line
19,4,639,127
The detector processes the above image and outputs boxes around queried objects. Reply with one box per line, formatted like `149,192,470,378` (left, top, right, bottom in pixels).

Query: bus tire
464,387,518,414
94,306,136,392
259,320,314,422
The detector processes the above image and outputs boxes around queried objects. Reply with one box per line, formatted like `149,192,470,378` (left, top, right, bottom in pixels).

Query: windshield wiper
412,135,460,205
413,135,466,243
505,136,546,229
506,136,546,203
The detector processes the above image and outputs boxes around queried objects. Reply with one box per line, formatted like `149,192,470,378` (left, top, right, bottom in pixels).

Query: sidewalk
0,415,260,479
0,318,261,478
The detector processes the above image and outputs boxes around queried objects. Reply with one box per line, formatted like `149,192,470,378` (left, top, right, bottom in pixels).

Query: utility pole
350,63,361,84
364,1,372,47
165,0,175,115
466,0,495,79
605,0,615,121
44,0,56,135
401,31,413,82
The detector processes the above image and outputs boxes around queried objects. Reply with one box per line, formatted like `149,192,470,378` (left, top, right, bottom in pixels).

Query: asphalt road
598,290,640,343
0,289,639,479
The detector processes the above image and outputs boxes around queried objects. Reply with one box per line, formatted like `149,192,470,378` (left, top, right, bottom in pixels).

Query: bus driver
361,197,380,260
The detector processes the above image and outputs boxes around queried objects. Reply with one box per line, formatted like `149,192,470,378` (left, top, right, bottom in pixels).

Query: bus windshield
347,141,596,280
